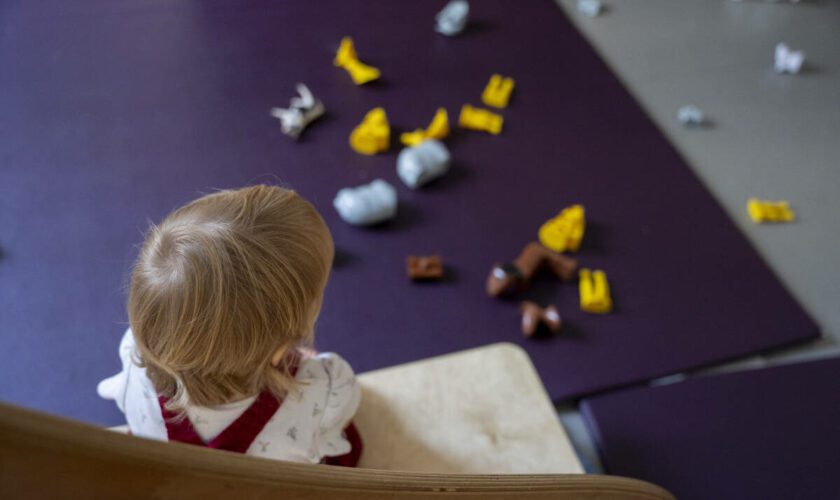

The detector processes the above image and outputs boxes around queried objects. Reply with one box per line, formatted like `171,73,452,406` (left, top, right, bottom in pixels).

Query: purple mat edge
579,356,840,499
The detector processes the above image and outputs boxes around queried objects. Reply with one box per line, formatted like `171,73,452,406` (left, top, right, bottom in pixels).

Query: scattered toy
459,104,503,135
334,37,381,85
481,74,515,109
747,198,795,223
520,301,562,338
349,107,390,155
577,0,603,17
774,43,804,75
579,268,612,314
269,83,325,140
407,255,445,281
677,105,705,126
435,0,469,36
333,179,397,226
397,139,451,189
400,108,450,146
486,242,578,297
538,205,585,253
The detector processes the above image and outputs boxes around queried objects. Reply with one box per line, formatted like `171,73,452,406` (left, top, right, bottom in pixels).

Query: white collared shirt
97,329,360,463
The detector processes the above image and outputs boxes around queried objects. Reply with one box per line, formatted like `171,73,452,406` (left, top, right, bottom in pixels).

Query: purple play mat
581,357,840,500
0,0,818,424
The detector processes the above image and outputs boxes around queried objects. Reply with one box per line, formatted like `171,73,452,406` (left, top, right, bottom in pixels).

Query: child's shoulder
295,351,356,384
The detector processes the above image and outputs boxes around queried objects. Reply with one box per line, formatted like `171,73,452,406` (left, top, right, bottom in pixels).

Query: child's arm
314,353,362,460
97,329,136,413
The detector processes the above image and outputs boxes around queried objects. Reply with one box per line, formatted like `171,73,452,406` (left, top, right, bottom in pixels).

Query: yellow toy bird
459,104,503,135
538,205,586,253
747,198,795,223
334,37,380,85
349,108,390,155
400,108,450,146
579,268,612,314
481,74,515,109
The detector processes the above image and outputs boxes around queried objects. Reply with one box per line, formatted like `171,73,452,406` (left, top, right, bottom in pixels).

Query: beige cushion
355,343,583,474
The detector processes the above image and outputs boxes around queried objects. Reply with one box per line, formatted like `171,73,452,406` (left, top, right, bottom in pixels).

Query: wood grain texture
0,401,673,499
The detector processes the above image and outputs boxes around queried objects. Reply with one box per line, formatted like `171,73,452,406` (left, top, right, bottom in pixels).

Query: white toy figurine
270,83,325,140
774,43,804,74
677,105,705,126
577,0,602,17
436,0,469,36
397,139,451,189
333,179,398,226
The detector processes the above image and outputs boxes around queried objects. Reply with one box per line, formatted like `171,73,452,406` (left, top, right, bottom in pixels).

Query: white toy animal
677,105,705,126
270,83,325,139
333,179,398,226
577,0,602,18
436,0,469,36
774,43,804,74
397,139,451,189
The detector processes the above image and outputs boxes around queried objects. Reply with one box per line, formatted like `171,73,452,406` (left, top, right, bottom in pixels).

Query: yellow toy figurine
747,198,795,224
579,268,612,314
481,74,515,109
459,104,503,135
538,204,586,253
349,107,390,155
400,108,450,146
334,37,381,85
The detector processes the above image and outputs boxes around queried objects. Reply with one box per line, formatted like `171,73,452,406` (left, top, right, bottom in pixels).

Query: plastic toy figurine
459,104,503,135
774,43,804,74
577,0,603,17
486,242,578,297
579,268,612,314
406,255,445,281
435,0,469,36
520,301,562,337
677,105,705,126
333,179,397,226
349,107,390,155
481,74,515,109
397,139,451,189
269,83,325,140
400,108,450,146
747,198,795,223
334,37,381,85
538,205,585,253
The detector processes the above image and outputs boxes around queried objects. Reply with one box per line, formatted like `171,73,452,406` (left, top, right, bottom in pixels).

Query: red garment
324,422,363,467
158,391,280,454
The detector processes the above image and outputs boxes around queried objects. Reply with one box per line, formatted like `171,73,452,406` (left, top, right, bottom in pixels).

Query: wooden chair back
0,402,673,499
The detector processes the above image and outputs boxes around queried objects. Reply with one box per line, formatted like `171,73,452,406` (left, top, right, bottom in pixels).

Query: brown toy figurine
486,242,578,297
407,255,445,281
520,301,562,337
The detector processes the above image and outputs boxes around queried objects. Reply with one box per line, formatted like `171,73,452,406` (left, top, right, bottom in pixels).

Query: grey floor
552,0,840,473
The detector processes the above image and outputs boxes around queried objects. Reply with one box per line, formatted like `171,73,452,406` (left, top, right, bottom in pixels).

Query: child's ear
270,348,285,367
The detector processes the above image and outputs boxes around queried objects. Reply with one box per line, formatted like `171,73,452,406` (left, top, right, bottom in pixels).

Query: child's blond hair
128,185,334,411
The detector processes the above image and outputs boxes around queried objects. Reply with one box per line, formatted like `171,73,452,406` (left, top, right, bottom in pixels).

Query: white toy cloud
397,139,451,189
436,0,469,36
333,179,398,226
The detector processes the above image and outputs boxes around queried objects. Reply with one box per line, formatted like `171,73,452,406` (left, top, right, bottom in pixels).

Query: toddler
98,185,362,465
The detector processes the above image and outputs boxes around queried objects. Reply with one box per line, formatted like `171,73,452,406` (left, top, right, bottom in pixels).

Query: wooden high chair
0,343,673,499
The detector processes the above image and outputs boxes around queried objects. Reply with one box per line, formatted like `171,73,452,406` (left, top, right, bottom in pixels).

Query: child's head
128,185,334,409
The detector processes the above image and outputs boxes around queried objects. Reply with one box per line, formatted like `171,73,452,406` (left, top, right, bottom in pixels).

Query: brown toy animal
486,242,578,297
520,301,563,337
407,255,445,281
